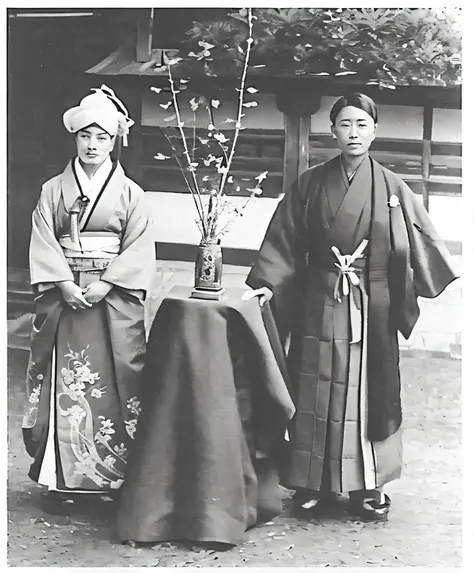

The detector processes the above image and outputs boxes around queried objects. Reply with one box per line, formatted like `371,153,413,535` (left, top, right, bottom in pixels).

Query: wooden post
282,114,312,193
298,116,311,177
136,8,154,63
278,90,320,194
421,104,434,212
283,114,300,194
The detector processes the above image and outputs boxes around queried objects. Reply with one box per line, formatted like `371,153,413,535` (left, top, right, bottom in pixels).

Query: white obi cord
331,239,369,344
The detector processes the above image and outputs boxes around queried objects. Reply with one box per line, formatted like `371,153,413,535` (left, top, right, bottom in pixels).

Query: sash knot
331,239,369,344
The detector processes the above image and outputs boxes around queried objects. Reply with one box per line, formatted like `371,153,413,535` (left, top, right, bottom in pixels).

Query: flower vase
191,240,225,300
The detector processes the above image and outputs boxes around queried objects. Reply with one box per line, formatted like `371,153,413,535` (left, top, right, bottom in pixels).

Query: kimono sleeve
398,180,459,298
247,170,312,340
100,182,156,298
29,183,74,291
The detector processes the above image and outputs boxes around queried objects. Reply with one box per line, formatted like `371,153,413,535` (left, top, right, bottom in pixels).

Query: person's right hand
241,286,273,306
56,281,92,310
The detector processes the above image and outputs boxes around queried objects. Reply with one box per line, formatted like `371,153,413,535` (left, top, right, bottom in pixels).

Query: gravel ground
7,348,462,567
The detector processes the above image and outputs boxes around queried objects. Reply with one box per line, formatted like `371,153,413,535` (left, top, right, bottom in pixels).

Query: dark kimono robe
23,160,156,493
247,155,458,493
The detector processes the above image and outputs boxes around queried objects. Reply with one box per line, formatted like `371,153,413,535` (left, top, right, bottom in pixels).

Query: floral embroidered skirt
23,291,146,493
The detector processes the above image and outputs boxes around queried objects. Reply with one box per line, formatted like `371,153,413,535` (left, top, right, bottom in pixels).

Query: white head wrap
63,85,134,146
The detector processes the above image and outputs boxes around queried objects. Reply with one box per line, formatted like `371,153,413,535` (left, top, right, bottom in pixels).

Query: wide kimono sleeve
396,177,459,299
29,182,75,292
246,167,317,341
100,181,156,299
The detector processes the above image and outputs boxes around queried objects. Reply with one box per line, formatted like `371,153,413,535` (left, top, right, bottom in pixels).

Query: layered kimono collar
60,160,126,231
74,156,113,197
340,153,369,185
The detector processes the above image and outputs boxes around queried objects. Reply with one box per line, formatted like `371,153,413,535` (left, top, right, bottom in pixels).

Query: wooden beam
421,104,434,211
136,8,154,63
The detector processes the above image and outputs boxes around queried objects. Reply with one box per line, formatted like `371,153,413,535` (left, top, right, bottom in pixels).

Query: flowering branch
205,102,230,167
191,108,197,162
152,7,265,244
166,65,206,226
156,128,207,237
214,173,265,237
217,8,255,198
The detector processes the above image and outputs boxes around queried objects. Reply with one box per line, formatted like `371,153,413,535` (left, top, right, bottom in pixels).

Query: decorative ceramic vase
192,240,224,299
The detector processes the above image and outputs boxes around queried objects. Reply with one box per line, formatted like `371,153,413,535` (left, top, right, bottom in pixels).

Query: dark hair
329,92,378,125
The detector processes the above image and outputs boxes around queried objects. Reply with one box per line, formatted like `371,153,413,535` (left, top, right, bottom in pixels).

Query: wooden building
7,8,462,273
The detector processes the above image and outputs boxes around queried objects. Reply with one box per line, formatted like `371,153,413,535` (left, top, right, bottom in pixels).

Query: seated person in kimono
244,92,458,521
23,85,156,511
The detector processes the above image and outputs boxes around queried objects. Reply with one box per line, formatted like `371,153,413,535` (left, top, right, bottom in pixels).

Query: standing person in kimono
22,85,156,509
244,93,458,521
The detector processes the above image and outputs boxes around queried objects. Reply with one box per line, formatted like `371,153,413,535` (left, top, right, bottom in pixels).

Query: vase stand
190,287,226,301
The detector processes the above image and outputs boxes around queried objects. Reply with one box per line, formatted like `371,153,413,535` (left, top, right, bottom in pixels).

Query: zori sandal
349,492,391,522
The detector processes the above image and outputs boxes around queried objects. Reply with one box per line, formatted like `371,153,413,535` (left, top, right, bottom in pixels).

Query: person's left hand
82,281,113,304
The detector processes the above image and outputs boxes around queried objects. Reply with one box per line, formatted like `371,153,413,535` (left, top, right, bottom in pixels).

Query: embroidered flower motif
61,367,75,385
125,418,138,439
114,443,128,457
65,404,87,424
103,455,116,469
74,459,108,487
388,194,400,208
126,397,142,417
75,365,100,385
29,385,41,405
91,388,106,398
69,381,86,393
94,417,116,446
98,417,115,435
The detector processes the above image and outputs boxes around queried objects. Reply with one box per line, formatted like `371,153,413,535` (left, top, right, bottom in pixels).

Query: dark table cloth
115,286,295,546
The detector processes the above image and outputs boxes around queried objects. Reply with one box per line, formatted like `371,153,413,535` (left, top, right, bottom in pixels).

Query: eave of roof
86,43,462,109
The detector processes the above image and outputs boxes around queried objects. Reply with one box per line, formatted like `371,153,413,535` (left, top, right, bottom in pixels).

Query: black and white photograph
5,2,467,568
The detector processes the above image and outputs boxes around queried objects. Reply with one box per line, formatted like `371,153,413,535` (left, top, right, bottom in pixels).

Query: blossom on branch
151,8,263,243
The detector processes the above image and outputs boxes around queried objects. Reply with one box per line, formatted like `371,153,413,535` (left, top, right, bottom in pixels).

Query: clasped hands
241,286,273,307
57,280,113,310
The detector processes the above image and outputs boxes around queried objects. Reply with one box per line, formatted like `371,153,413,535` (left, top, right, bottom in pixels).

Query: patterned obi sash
60,231,120,273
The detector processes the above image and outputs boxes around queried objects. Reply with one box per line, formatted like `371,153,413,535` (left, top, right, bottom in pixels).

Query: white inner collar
74,156,113,196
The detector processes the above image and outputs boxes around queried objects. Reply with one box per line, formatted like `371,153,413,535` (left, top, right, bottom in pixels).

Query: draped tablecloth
115,286,295,546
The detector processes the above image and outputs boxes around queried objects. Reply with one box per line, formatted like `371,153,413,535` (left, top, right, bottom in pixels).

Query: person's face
75,125,115,165
331,106,377,158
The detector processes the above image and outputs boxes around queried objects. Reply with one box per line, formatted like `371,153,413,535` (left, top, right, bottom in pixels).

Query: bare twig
217,8,255,198
158,127,206,238
166,65,206,223
191,108,197,163
206,103,230,166
214,192,256,237
154,8,258,243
